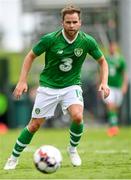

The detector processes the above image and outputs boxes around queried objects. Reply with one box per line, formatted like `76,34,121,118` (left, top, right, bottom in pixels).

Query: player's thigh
32,86,59,119
61,85,84,114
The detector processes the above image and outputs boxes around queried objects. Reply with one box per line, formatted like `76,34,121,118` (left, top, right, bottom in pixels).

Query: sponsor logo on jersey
59,58,73,72
74,48,83,57
57,50,63,54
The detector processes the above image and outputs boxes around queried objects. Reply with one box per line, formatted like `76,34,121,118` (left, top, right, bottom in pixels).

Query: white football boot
4,156,18,170
67,146,81,166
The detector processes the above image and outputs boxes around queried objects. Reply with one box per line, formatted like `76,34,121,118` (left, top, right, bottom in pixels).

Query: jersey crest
74,48,83,57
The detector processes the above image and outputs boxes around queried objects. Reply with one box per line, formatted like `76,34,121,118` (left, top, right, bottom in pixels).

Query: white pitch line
95,150,129,154
23,146,129,154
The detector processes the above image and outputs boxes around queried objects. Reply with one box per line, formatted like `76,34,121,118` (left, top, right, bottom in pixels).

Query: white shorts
31,85,84,119
103,87,123,106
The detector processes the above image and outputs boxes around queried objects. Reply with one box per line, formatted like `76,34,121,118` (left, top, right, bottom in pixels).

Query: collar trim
62,29,79,44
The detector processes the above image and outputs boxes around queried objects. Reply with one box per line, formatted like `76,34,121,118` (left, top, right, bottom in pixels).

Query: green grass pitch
0,127,131,179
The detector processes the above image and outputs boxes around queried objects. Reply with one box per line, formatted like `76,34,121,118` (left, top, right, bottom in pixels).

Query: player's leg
104,88,122,136
4,118,45,170
4,86,58,170
106,103,119,136
106,103,118,126
104,88,118,136
68,104,84,148
61,85,84,166
67,104,84,166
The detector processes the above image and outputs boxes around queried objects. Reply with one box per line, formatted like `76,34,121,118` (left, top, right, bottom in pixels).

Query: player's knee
72,113,83,124
28,120,41,133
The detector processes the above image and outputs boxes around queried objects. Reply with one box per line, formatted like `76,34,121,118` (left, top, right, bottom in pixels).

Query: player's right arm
13,50,37,99
13,33,52,99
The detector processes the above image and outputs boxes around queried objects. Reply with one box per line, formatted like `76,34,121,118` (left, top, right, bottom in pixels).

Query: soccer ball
33,145,62,173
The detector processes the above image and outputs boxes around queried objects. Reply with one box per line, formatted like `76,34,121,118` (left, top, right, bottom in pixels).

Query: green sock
69,121,84,147
12,127,34,157
107,111,118,126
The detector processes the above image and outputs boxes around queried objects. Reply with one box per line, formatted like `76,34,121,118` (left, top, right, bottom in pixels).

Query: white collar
62,29,79,44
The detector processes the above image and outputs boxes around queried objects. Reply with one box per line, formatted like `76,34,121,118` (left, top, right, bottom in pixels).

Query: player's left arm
97,55,110,99
86,36,109,98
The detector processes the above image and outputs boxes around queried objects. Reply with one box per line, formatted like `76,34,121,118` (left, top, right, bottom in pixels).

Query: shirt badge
74,48,83,57
35,108,40,114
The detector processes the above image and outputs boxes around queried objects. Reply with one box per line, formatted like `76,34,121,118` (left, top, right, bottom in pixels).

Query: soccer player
4,5,110,170
103,42,128,136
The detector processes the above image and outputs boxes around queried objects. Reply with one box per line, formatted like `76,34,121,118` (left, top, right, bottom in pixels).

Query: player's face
62,13,81,40
109,42,118,55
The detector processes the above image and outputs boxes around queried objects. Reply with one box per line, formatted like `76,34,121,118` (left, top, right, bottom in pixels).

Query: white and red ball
33,145,62,173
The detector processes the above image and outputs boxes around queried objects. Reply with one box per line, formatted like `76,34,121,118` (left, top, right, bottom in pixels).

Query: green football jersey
106,53,126,88
32,29,103,88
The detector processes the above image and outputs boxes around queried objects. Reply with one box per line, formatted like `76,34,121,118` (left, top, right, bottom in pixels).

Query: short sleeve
32,34,51,56
87,36,103,60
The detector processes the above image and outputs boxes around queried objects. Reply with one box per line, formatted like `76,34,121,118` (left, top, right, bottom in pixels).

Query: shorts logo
74,48,83,57
35,108,40,114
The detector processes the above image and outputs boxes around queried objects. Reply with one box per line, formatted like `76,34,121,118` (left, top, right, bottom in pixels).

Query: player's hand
13,81,28,99
98,84,110,99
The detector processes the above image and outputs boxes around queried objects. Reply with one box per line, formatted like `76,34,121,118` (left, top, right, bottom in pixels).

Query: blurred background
0,0,131,129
